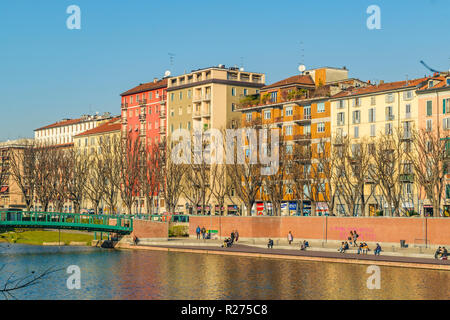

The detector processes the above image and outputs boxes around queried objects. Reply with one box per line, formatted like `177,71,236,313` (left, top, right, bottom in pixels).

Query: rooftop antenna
168,52,176,67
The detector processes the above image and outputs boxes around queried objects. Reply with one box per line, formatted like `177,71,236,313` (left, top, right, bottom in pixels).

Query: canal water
0,244,448,299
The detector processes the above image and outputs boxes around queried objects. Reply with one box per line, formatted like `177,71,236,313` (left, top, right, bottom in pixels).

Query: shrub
169,225,189,237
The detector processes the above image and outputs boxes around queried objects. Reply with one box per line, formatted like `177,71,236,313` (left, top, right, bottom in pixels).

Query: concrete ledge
68,241,88,246
42,242,65,246
117,243,450,271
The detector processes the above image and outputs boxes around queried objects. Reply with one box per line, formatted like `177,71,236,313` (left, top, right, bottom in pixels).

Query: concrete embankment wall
132,219,168,240
189,216,450,246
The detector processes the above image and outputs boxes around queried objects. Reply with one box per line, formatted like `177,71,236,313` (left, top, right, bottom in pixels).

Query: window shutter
444,99,447,114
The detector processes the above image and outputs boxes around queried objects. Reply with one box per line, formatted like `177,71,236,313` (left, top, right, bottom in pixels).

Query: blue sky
0,0,449,140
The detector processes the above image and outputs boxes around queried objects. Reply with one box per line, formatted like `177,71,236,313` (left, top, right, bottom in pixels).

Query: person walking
196,225,201,240
235,230,239,242
230,231,235,244
288,231,294,245
353,230,359,247
348,231,354,246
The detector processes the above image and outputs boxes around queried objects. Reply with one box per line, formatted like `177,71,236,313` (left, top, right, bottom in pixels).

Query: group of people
222,230,239,248
434,247,448,260
195,226,208,240
339,236,382,256
347,230,359,246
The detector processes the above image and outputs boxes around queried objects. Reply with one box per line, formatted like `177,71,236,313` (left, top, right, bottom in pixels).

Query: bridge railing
0,211,133,233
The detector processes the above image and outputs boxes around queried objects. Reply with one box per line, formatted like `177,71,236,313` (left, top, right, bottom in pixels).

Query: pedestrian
196,225,201,240
201,226,206,239
288,231,294,245
348,231,354,246
230,231,235,244
235,230,239,242
267,239,274,249
353,230,359,247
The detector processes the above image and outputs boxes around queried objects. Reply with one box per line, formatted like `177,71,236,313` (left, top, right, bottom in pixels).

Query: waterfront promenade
117,238,450,271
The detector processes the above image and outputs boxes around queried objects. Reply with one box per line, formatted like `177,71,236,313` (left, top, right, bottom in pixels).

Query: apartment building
0,139,34,210
34,113,113,146
120,77,168,147
330,76,430,216
239,67,366,216
166,65,265,214
166,65,265,135
416,73,450,216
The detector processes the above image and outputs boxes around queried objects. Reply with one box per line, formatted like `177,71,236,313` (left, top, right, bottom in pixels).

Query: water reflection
0,244,448,299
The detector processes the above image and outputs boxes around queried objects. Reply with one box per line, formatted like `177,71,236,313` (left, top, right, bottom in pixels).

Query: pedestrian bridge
0,211,133,235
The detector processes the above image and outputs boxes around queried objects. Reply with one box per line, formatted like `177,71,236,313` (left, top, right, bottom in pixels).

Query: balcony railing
293,134,311,142
121,103,128,109
159,95,167,104
293,114,311,122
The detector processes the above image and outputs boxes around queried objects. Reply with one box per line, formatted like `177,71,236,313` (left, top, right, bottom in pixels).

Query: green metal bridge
0,211,134,235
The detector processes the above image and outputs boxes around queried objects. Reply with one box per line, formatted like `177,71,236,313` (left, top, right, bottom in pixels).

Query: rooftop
120,78,168,97
75,117,121,138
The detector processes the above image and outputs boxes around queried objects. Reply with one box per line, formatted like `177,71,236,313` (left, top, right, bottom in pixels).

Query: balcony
293,114,311,123
139,114,146,122
192,95,202,103
160,125,166,135
401,132,412,141
399,173,414,182
386,115,395,121
203,94,211,101
159,108,166,118
122,117,127,125
293,134,311,143
121,103,128,110
139,99,147,106
160,95,167,105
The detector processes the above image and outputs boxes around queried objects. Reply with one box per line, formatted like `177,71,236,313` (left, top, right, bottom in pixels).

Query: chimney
379,80,384,85
367,80,371,84
153,78,158,83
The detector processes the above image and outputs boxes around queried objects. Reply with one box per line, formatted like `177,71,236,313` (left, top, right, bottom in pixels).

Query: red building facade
120,78,168,147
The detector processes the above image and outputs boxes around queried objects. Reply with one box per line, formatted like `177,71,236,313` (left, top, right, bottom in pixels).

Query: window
270,92,277,103
371,96,376,105
405,104,411,118
148,92,152,100
368,108,376,122
317,102,325,113
285,106,293,116
352,97,361,107
337,112,345,126
188,90,192,98
179,92,183,100
170,93,174,101
385,106,394,120
264,110,271,119
317,122,325,133
318,163,324,173
427,100,432,116
285,125,293,136
187,122,191,130
231,88,236,96
243,89,248,96
231,103,236,112
444,118,450,130
337,100,346,109
286,145,293,154
304,105,311,119
444,98,450,114
304,125,311,135
370,124,376,137
246,113,252,122
317,143,324,154
354,126,359,138
385,123,393,135
385,93,395,103
403,90,413,100
426,119,432,131
352,110,360,124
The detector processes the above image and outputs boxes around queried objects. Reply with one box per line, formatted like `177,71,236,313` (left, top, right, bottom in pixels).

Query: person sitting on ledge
267,239,274,249
338,241,349,253
374,243,382,256
222,238,230,248
435,247,442,259
441,247,448,260
362,242,370,254
357,242,364,255
300,240,309,251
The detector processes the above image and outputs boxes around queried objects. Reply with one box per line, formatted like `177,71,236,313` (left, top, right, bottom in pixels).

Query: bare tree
34,144,56,212
370,130,405,216
84,149,107,215
139,142,161,215
101,136,121,214
116,133,142,215
408,126,449,217
158,140,188,214
8,142,36,211
210,163,233,215
335,136,373,216
66,149,89,213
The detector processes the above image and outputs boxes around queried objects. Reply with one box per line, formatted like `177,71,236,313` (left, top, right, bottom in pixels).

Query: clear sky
0,0,449,140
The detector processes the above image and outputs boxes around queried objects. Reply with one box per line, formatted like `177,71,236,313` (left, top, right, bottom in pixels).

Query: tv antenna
168,52,176,67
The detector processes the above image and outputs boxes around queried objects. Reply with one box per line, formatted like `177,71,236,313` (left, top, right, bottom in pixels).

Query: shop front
302,201,312,216
316,202,329,216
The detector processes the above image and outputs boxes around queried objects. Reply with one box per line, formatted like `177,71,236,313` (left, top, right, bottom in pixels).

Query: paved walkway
119,238,450,270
